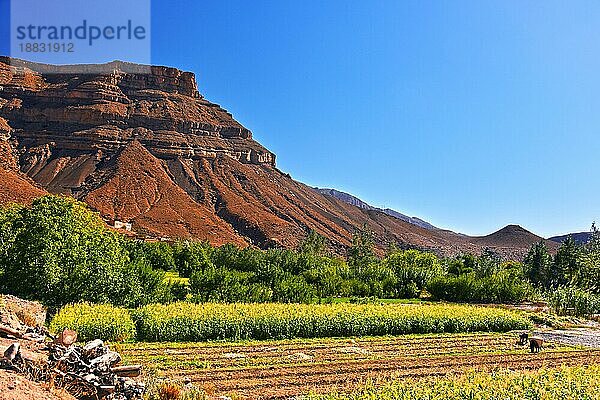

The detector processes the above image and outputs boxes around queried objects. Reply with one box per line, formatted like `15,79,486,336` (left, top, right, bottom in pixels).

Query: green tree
553,237,581,286
174,240,213,278
0,204,22,285
586,222,600,254
383,249,443,298
347,225,378,271
524,240,552,288
475,248,502,278
2,196,133,308
577,223,600,291
447,254,477,276
298,230,328,256
144,241,177,271
303,257,352,298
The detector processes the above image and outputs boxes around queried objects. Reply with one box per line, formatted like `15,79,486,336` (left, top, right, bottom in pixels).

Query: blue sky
3,1,600,237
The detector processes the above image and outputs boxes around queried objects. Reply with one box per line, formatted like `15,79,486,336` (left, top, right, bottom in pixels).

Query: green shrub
383,250,444,298
49,303,136,342
547,286,600,317
427,272,531,303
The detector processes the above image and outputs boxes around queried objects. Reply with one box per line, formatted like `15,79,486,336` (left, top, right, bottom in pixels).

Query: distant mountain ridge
549,232,592,245
314,188,437,230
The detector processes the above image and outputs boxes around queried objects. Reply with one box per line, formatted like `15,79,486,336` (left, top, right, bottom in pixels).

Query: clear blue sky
3,1,600,237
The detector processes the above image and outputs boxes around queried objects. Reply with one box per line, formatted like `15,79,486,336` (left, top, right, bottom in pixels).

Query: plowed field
122,333,600,399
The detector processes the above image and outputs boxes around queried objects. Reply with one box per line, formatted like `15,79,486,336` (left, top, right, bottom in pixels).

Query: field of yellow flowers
312,366,600,400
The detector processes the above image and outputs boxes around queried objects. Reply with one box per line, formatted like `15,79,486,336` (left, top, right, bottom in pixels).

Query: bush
383,250,444,298
547,286,600,317
132,302,530,342
273,274,316,303
189,266,273,303
49,303,136,342
427,272,532,303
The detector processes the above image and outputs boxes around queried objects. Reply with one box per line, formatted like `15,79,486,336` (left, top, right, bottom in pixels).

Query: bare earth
122,332,600,399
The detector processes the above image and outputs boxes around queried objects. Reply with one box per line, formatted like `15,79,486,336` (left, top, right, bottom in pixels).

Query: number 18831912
19,43,74,53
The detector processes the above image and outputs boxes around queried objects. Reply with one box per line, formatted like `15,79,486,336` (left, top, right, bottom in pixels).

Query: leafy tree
189,266,272,303
352,263,397,298
586,222,600,254
524,240,553,288
447,254,477,276
577,223,600,292
475,248,502,278
552,237,581,286
174,240,213,278
119,257,168,307
298,230,328,256
383,249,443,298
0,204,22,284
143,241,177,271
347,225,378,271
303,257,352,298
273,273,316,303
501,260,526,279
428,271,531,303
2,196,133,308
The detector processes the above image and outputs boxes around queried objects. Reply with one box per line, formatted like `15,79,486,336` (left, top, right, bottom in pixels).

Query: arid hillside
0,116,47,206
0,57,555,257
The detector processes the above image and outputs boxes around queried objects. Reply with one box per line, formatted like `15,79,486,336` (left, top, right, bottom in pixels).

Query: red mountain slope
0,117,46,205
0,168,47,206
85,140,247,246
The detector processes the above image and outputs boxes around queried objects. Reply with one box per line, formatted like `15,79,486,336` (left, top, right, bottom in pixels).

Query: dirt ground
0,370,75,400
122,332,600,399
0,338,75,400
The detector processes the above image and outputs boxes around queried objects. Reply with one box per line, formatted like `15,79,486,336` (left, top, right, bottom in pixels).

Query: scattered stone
83,339,106,359
222,352,246,359
54,329,78,346
0,324,23,339
3,342,19,361
111,365,142,378
181,376,197,391
287,352,313,361
336,346,370,355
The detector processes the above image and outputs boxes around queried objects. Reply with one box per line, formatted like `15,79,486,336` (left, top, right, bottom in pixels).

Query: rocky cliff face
0,58,274,195
0,58,552,258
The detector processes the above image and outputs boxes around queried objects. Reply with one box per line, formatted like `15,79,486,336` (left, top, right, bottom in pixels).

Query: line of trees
0,195,598,313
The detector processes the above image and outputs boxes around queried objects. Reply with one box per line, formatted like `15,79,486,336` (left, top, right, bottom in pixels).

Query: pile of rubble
47,332,144,399
0,296,144,399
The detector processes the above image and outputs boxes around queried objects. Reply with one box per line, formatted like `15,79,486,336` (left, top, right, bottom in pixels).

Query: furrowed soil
121,332,600,399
